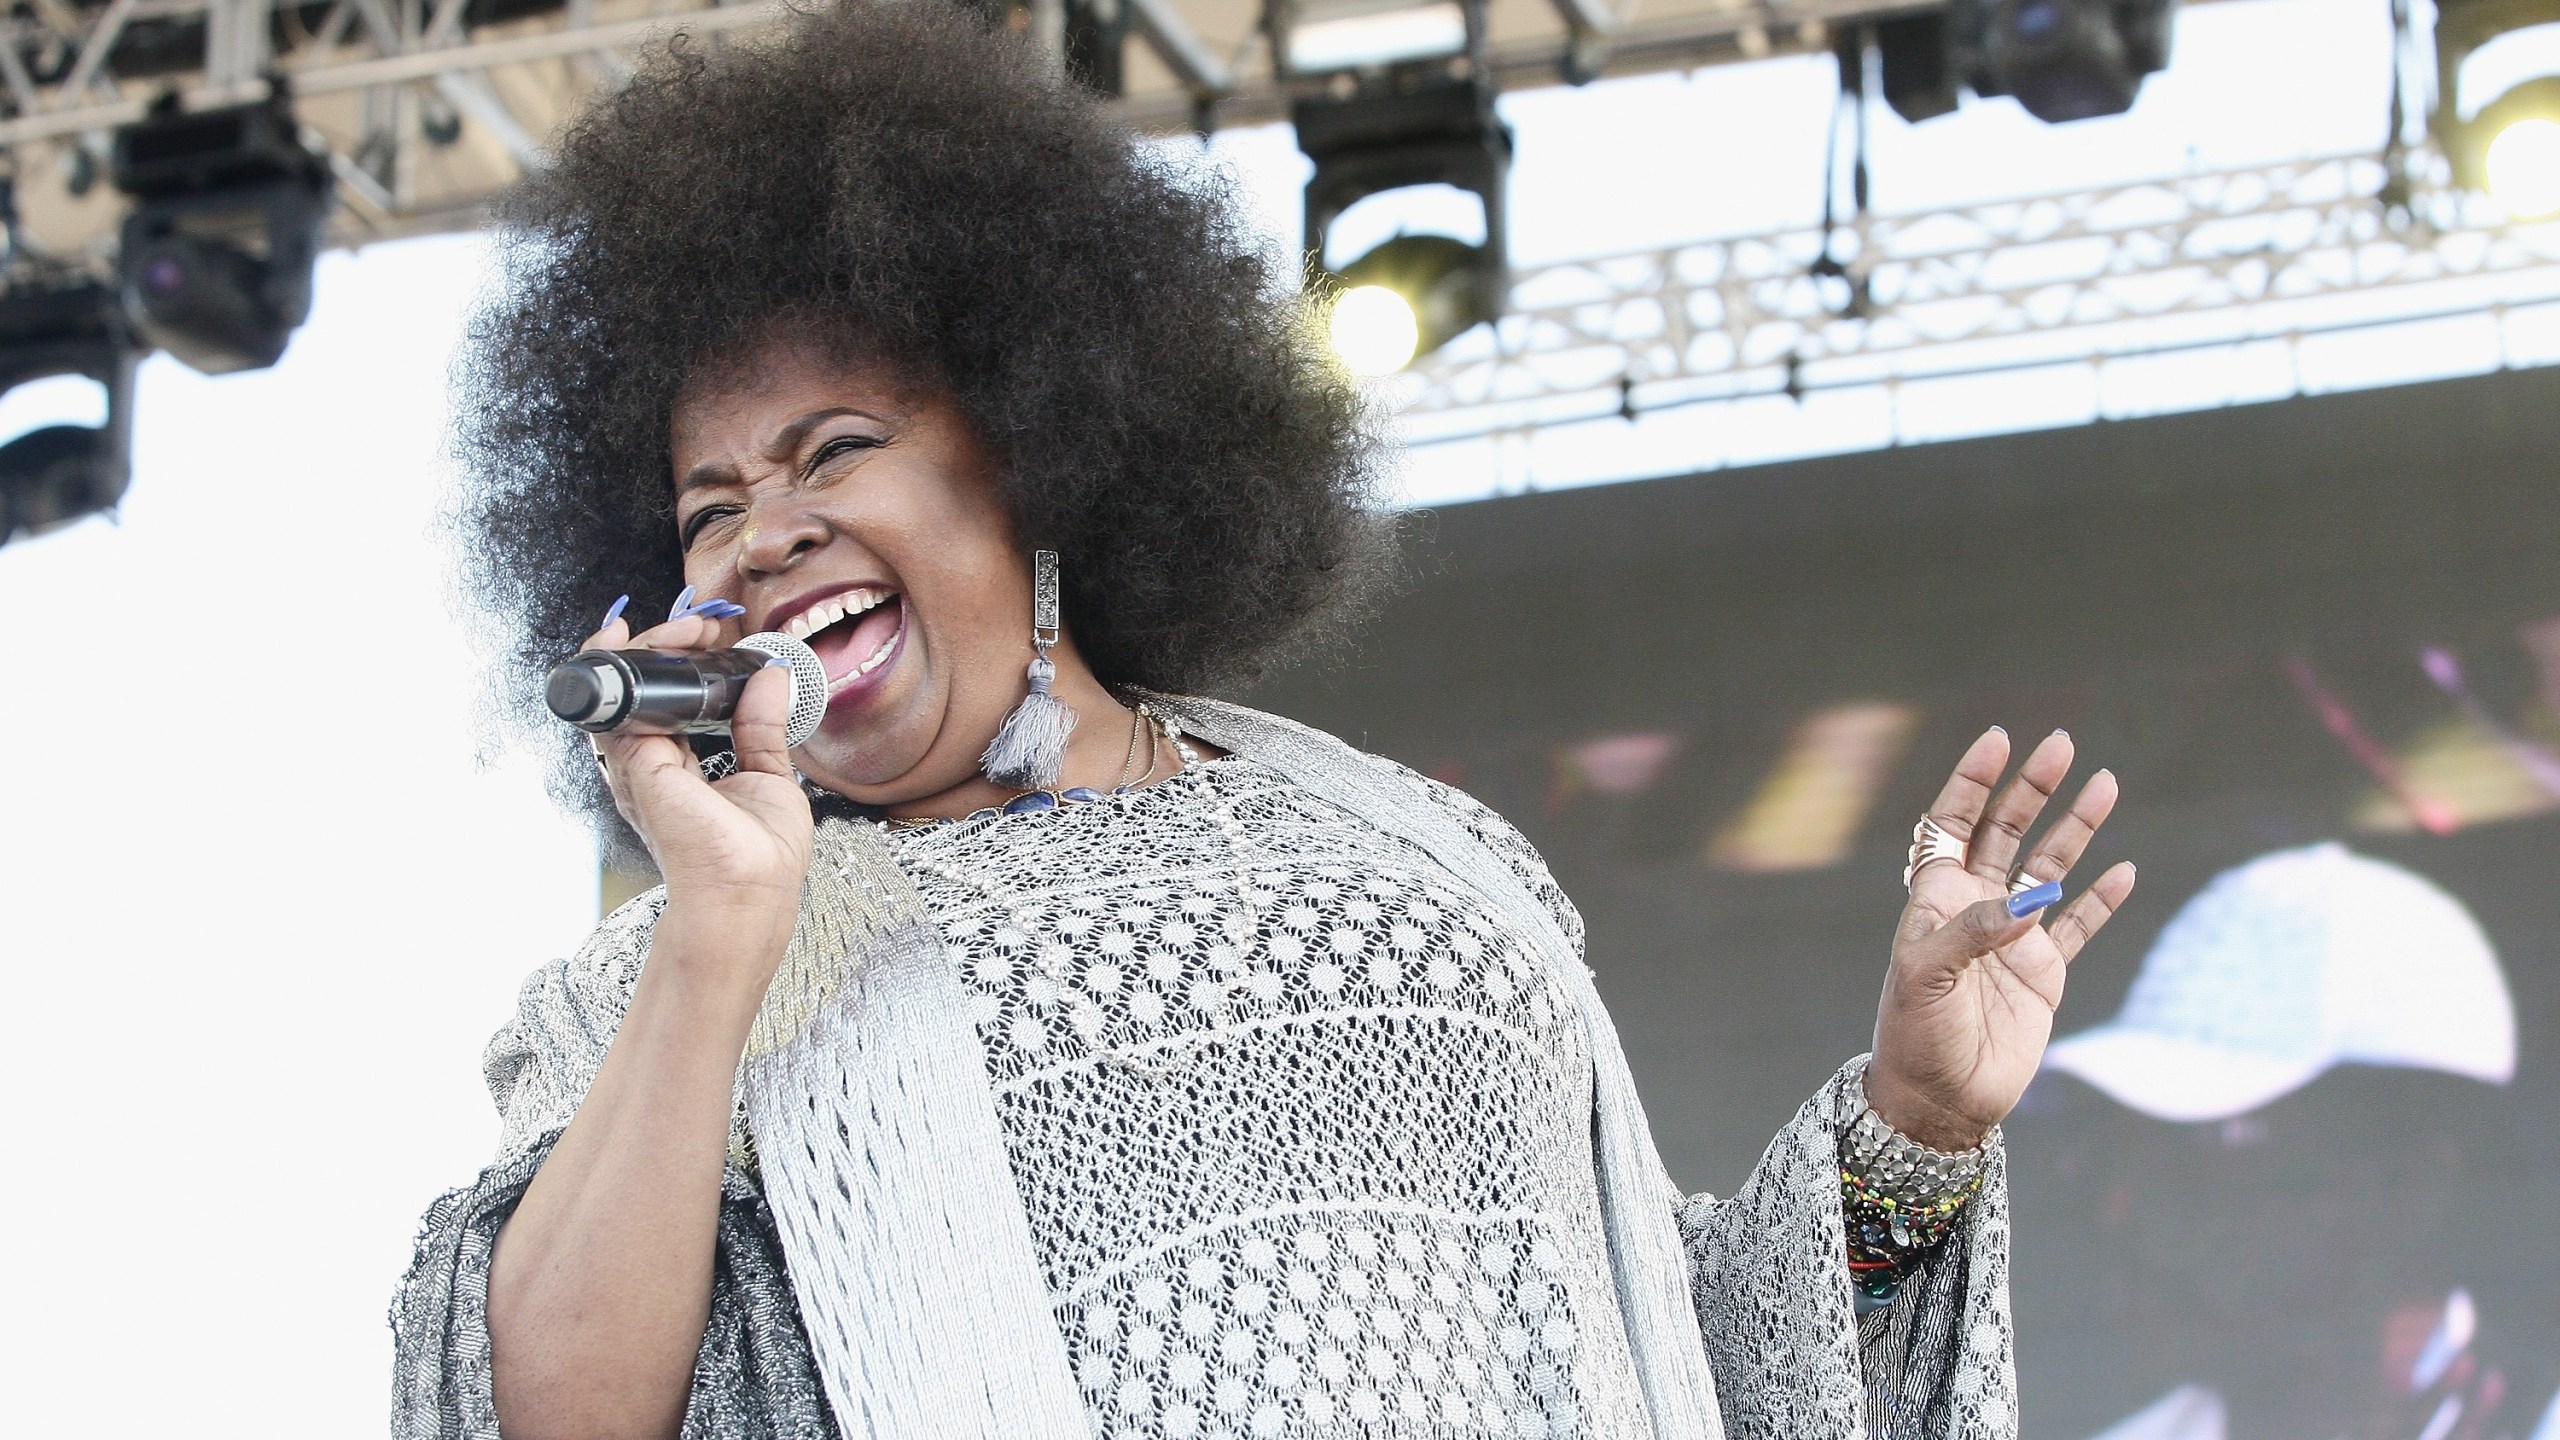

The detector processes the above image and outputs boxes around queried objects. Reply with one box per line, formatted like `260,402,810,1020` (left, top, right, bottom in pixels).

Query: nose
736,492,831,581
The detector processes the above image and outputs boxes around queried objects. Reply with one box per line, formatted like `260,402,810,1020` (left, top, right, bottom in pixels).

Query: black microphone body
549,647,768,735
545,631,830,747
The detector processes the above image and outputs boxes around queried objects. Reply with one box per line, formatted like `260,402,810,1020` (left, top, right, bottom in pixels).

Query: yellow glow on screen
2351,716,2560,833
1707,703,1922,873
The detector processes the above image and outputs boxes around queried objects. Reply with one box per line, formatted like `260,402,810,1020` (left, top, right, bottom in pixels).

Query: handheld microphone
545,631,830,748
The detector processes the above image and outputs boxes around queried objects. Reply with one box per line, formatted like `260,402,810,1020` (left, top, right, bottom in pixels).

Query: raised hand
1865,728,2138,1151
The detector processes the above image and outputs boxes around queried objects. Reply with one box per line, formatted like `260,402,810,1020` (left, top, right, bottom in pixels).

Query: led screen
1251,365,2560,1440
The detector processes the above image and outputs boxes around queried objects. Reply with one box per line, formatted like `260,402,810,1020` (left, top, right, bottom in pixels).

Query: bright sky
0,1,2546,1433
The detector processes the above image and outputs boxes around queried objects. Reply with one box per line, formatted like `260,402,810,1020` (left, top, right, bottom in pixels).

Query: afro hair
448,0,1396,827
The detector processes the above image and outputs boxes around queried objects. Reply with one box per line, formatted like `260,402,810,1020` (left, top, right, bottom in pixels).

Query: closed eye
680,504,742,550
804,434,880,478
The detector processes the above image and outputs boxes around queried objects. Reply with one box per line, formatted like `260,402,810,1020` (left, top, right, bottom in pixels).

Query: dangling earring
980,548,1078,789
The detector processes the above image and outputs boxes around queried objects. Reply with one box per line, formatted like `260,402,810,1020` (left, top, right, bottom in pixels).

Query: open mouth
780,586,905,695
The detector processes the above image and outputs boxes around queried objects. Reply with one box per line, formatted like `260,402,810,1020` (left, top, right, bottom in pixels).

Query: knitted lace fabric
391,745,2018,1440
885,756,1647,1437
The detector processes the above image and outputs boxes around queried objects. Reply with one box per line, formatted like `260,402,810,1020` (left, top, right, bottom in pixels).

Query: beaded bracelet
1838,1087,1990,1308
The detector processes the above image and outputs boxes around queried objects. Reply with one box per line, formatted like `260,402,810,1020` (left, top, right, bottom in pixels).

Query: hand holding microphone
572,589,819,984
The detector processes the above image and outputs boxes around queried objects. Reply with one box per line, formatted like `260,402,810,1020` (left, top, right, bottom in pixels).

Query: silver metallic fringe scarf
733,697,1728,1440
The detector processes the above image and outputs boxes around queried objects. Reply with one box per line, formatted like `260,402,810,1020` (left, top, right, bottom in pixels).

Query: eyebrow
676,406,893,495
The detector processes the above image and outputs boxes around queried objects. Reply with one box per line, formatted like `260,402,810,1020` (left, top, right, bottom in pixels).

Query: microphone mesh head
735,631,830,748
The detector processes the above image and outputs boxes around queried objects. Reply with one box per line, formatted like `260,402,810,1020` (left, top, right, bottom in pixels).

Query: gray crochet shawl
391,698,2016,1439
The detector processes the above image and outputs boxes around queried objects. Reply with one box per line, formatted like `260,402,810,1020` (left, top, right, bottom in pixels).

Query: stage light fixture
1296,58,1510,375
1876,0,2176,126
0,279,141,545
110,95,333,375
2434,1,2560,215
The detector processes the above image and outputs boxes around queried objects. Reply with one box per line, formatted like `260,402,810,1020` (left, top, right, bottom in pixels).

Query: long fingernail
676,599,746,620
2007,880,2063,918
600,594,630,628
667,584,697,621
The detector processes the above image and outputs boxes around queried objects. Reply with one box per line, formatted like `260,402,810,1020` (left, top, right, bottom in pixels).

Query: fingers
2047,861,2138,963
1907,728,2010,907
624,610,740,654
578,590,748,827
1919,726,2012,848
2012,767,2119,887
583,586,747,655
1964,729,2073,880
729,664,799,778
581,595,633,653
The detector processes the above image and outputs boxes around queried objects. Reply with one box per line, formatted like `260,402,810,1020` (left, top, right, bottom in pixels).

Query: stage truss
1390,152,2560,446
0,0,2547,462
0,0,1932,256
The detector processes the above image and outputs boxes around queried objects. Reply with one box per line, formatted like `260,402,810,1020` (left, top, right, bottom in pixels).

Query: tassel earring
980,548,1078,789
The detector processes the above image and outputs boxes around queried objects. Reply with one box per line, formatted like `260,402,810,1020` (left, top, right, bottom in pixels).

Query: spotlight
2434,1,2560,215
1877,0,2176,125
1330,235,1484,373
110,95,333,375
1296,65,1510,374
1329,284,1421,376
0,279,141,545
2486,113,2560,214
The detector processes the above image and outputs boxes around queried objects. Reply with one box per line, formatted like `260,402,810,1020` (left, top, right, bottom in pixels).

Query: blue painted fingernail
675,598,746,620
2007,880,2063,918
666,584,696,621
765,655,789,667
600,594,630,628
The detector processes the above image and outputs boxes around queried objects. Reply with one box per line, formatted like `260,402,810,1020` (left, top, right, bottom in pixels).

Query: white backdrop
0,232,600,1436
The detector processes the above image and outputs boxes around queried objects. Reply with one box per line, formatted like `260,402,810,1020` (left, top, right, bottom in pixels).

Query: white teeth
855,625,900,675
825,606,904,689
783,586,896,635
785,588,894,644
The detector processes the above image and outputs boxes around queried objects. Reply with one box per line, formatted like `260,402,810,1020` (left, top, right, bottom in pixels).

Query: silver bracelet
1840,1057,1992,1186
1841,1101,1991,1194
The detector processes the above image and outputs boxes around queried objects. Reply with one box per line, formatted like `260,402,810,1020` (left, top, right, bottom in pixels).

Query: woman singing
393,6,2136,1438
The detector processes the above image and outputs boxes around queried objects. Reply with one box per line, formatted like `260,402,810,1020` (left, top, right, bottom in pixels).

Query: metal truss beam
1392,155,2560,446
0,0,2498,455
0,0,786,148
0,0,1952,255
1125,0,1234,97
1119,0,1945,131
